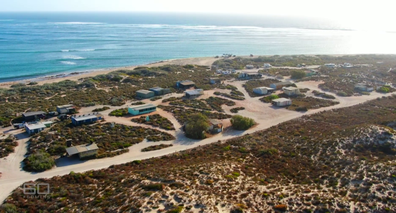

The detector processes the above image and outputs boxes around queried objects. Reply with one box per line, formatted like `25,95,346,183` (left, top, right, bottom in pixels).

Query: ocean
1,12,396,82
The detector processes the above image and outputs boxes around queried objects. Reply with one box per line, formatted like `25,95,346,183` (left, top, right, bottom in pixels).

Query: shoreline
0,53,392,89
0,56,219,89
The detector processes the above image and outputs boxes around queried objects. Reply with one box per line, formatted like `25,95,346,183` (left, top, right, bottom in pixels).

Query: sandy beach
0,56,219,89
0,53,368,89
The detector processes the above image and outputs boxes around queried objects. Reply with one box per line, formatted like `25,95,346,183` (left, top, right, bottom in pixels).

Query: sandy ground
0,57,218,89
1,77,394,204
0,56,394,204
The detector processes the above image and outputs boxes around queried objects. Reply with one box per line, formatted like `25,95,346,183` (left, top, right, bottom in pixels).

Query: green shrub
291,70,306,79
142,183,164,191
167,206,183,213
131,101,145,105
260,94,279,103
47,145,66,156
141,144,173,152
150,96,162,101
159,105,231,125
109,108,128,117
0,203,18,213
131,114,175,130
361,92,371,95
378,86,390,93
0,139,18,158
27,82,38,86
24,151,55,172
185,113,210,139
92,106,110,112
215,84,245,100
132,160,141,164
205,97,235,112
296,106,308,112
322,93,336,99
336,91,348,97
10,83,26,88
230,107,245,113
232,172,240,177
231,115,255,130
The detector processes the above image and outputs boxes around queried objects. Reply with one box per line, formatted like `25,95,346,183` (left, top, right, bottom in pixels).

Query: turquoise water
1,12,396,82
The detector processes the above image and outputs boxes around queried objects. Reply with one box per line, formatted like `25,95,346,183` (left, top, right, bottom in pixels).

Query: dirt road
0,80,394,204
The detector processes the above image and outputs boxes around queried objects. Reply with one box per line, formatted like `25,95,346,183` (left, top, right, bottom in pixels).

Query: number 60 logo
23,183,50,195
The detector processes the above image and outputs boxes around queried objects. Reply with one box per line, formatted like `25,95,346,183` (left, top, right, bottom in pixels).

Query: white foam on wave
61,61,76,65
62,55,86,60
78,49,95,52
61,49,95,52
131,24,271,31
177,25,218,30
51,22,103,25
133,24,168,28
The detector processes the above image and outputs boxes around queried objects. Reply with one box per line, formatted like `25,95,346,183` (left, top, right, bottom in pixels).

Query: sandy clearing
0,130,29,179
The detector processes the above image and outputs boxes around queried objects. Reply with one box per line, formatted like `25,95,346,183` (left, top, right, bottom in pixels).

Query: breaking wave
61,61,76,65
51,22,103,25
62,55,86,60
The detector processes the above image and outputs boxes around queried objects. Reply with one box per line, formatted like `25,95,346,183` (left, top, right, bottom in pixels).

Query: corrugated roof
179,80,195,86
355,83,371,87
25,123,46,130
136,89,154,95
254,87,273,90
57,104,74,109
129,103,156,111
185,89,204,96
65,147,79,155
272,98,291,103
71,113,102,122
23,111,46,117
66,143,99,156
42,121,53,125
283,87,299,91
149,87,163,92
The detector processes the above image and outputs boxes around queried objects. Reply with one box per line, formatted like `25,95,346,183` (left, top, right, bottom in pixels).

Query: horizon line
0,11,319,17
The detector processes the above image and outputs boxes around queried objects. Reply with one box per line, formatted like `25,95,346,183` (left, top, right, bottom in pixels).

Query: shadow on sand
173,130,201,145
173,126,247,145
269,105,285,110
14,132,30,140
221,127,246,137
12,132,30,172
269,105,308,114
55,155,87,167
3,128,19,134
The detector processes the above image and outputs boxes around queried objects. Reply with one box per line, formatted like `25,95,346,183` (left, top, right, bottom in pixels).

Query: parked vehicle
57,114,69,121
13,122,25,129
48,111,59,117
